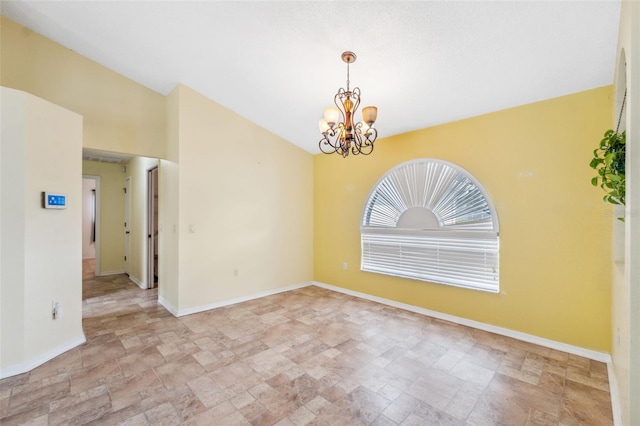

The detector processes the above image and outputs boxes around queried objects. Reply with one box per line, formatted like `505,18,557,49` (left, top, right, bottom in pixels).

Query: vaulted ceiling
2,1,621,154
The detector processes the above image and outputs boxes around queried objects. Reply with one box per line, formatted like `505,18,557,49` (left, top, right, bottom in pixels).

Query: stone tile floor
0,260,613,425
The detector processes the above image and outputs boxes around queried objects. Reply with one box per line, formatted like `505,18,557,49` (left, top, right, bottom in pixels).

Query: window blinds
361,159,500,293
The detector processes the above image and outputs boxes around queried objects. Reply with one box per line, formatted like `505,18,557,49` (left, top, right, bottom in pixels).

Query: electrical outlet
343,262,348,270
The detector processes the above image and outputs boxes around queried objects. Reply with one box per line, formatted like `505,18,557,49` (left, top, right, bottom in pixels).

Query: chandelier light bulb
318,118,331,135
323,107,340,127
360,121,370,136
362,106,378,126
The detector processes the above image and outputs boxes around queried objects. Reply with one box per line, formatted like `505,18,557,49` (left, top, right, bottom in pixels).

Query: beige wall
0,16,166,159
315,86,613,352
160,85,314,314
158,159,180,309
82,161,126,275
1,13,167,283
611,2,640,424
157,86,181,309
1,87,84,377
1,87,27,372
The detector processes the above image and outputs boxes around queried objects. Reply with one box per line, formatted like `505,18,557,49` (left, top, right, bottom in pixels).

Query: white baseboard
312,281,610,363
0,333,86,379
128,274,145,289
158,295,179,316
165,282,312,317
98,270,126,276
607,361,623,426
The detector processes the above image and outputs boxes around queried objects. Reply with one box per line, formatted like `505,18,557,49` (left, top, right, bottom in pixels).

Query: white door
124,177,131,275
147,167,159,288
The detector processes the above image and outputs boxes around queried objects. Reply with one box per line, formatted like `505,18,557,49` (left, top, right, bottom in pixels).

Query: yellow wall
164,85,314,313
0,17,166,159
314,87,613,352
82,160,126,274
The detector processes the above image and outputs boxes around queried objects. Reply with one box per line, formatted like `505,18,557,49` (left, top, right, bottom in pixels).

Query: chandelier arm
353,117,366,137
319,136,339,154
351,87,361,116
353,139,374,156
319,129,342,154
364,127,377,143
357,144,375,155
351,140,362,156
360,128,377,155
334,89,347,122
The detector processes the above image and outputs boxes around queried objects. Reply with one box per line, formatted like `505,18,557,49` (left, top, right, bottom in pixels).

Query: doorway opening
147,166,159,288
82,175,101,276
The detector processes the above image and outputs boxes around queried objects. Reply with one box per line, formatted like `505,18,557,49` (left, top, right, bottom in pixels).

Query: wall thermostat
42,192,67,209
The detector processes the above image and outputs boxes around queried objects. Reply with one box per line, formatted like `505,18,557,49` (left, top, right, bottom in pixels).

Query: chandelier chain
346,61,350,92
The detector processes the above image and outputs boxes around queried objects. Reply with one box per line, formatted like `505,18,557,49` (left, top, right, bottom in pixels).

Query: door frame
82,174,101,276
124,177,131,276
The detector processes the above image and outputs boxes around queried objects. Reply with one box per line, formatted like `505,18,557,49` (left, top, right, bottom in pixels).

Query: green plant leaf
591,129,625,207
604,153,614,165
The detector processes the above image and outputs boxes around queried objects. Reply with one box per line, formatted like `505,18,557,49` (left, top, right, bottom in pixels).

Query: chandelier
318,51,378,157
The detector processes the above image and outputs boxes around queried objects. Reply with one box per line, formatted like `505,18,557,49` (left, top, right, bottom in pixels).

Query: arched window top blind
361,159,500,293
362,159,499,232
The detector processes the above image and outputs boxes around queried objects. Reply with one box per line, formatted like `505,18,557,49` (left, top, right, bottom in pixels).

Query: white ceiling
2,1,621,154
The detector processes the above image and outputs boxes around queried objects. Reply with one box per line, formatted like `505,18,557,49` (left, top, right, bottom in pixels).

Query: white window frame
361,159,500,293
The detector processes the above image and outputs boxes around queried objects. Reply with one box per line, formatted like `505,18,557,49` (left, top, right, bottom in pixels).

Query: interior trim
0,334,86,379
160,282,312,318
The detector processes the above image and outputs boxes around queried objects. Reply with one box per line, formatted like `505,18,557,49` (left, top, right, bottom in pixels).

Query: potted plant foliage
590,129,626,220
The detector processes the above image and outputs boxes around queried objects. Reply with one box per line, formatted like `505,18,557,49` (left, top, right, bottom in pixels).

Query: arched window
361,159,500,292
